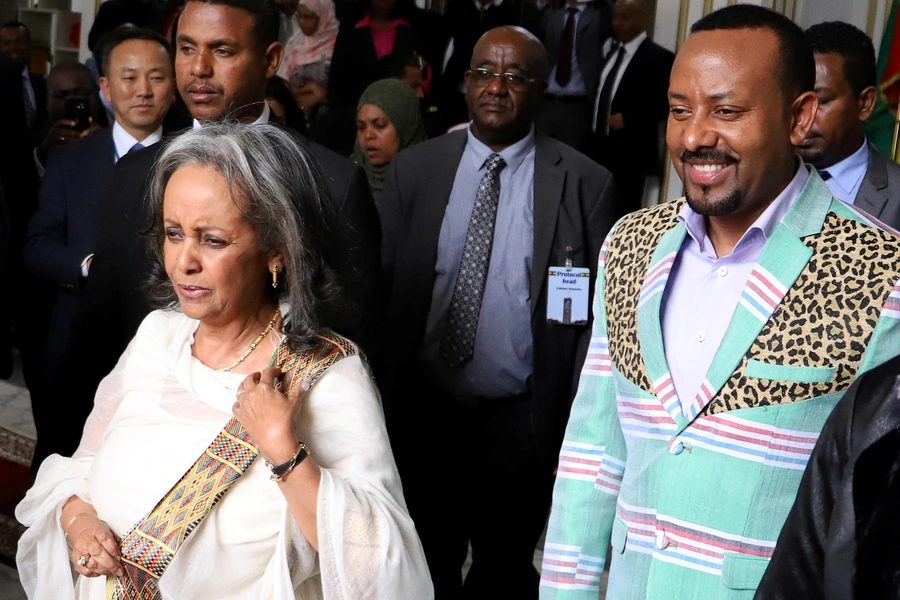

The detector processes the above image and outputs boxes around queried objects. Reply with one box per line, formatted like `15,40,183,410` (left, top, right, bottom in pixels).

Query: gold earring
271,265,279,289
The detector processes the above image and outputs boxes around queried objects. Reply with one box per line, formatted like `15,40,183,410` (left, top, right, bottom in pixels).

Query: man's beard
686,185,741,216
680,149,741,216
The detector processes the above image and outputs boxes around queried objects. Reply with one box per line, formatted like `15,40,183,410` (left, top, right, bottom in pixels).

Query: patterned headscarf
277,0,340,79
352,79,428,203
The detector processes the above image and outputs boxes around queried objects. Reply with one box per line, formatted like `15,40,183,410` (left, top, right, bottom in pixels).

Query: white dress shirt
592,30,647,132
192,101,271,130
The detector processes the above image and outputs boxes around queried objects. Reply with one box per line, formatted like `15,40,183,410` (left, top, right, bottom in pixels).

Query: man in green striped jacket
541,5,900,600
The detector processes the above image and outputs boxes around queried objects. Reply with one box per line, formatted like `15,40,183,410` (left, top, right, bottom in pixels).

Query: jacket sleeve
540,226,627,599
23,149,83,287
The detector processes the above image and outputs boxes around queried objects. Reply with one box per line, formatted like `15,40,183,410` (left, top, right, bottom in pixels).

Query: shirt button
718,266,728,277
696,332,705,342
670,441,684,455
655,531,669,550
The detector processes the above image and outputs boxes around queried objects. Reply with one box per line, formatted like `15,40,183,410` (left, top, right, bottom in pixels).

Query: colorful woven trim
107,332,358,599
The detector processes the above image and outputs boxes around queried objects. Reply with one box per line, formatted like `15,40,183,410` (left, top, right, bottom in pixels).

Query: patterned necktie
595,45,626,134
555,7,579,87
440,153,507,368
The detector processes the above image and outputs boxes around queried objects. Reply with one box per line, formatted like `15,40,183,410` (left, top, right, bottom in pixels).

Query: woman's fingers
258,367,284,388
71,523,124,578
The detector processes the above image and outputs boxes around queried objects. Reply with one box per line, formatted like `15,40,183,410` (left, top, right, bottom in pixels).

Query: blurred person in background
352,78,427,202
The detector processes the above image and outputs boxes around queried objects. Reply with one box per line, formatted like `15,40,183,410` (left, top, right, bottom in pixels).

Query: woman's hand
233,367,308,465
67,515,124,578
295,81,327,111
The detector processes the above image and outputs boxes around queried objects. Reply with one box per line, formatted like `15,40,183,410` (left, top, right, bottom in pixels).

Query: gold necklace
217,308,281,372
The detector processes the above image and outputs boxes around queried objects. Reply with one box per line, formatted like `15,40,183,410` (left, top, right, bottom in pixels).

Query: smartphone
64,96,91,131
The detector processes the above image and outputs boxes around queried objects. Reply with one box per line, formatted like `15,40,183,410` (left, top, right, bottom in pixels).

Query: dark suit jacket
23,128,115,381
45,121,382,462
594,36,674,176
755,354,900,600
855,143,900,230
541,2,613,99
379,129,616,464
328,20,423,109
28,72,47,135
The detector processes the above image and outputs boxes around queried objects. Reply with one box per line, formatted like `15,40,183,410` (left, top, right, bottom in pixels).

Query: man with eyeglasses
379,25,616,599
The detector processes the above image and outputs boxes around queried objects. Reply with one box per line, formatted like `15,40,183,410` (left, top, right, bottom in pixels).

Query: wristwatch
265,442,310,482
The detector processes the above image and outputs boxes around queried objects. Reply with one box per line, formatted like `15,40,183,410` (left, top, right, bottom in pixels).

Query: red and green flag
866,0,900,159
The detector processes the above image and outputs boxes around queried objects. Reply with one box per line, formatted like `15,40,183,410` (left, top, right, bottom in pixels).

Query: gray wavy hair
144,123,343,350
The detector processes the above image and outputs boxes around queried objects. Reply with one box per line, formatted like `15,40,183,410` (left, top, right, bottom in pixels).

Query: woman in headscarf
277,0,339,124
352,78,427,203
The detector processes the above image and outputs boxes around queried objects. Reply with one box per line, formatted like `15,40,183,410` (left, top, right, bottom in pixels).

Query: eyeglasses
466,68,544,91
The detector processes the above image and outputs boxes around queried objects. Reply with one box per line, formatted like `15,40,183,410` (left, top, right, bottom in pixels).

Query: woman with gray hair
15,124,432,600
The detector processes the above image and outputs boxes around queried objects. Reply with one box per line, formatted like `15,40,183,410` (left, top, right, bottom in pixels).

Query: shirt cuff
80,254,94,278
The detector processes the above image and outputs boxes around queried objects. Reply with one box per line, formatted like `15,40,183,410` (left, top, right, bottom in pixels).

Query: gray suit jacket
541,2,612,100
856,143,900,230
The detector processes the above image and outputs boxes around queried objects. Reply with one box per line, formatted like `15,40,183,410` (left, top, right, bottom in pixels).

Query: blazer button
655,531,669,550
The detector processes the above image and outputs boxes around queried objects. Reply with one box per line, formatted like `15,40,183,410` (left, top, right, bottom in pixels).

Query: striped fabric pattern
638,253,676,308
883,282,900,320
541,544,605,591
739,266,788,324
651,373,681,420
582,337,612,376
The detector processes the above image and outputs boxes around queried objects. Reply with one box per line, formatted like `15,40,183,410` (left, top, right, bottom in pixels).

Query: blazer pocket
611,515,628,554
745,360,835,384
720,553,770,590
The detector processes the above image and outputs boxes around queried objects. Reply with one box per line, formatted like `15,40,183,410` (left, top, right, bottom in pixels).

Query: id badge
547,267,590,325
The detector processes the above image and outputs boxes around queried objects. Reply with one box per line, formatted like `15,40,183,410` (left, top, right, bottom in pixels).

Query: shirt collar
465,124,536,176
21,64,29,79
473,0,504,8
355,14,410,29
192,102,270,130
617,31,647,56
112,121,163,161
820,138,869,197
678,158,810,256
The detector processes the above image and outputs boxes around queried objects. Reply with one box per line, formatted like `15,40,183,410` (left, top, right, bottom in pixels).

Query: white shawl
15,309,433,599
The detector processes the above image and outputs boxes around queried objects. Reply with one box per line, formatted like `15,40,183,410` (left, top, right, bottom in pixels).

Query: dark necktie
819,170,832,181
129,142,145,154
440,153,507,367
595,45,626,134
555,7,579,87
22,71,36,131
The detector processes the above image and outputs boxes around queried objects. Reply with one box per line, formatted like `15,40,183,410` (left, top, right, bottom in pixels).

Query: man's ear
265,42,284,79
789,90,818,147
100,76,112,104
858,85,877,122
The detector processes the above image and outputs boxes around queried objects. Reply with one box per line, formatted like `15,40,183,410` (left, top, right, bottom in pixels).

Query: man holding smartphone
34,61,105,171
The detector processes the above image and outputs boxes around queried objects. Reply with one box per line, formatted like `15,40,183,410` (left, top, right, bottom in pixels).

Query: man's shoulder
541,133,609,177
46,128,114,171
609,199,684,245
637,38,675,62
869,145,900,183
394,130,467,169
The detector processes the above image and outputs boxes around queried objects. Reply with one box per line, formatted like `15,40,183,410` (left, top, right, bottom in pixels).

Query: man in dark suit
25,28,175,388
588,0,673,218
797,21,900,229
0,21,47,137
536,0,612,152
43,0,381,467
380,26,616,599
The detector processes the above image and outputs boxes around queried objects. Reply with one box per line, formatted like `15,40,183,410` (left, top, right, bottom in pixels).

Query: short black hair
378,53,421,80
186,0,280,49
100,26,174,77
691,5,815,103
1,20,30,42
806,21,877,96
